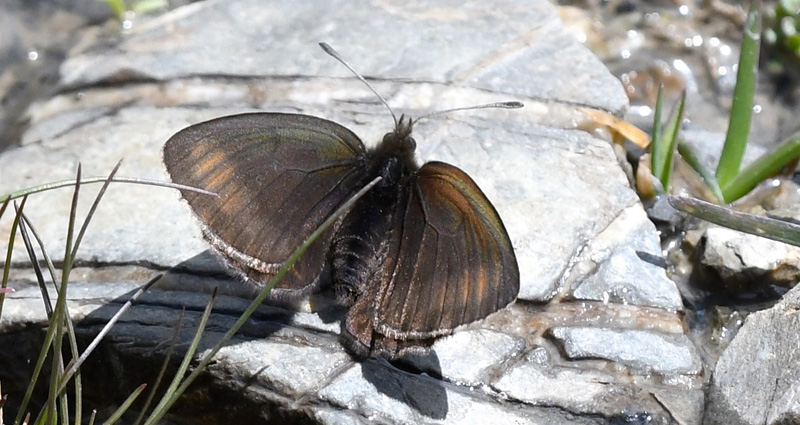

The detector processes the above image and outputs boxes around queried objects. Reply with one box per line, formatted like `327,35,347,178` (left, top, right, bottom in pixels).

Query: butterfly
162,44,520,359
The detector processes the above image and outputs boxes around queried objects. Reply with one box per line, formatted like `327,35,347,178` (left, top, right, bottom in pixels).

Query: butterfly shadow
167,250,449,419
317,307,449,419
366,353,449,419
47,250,301,420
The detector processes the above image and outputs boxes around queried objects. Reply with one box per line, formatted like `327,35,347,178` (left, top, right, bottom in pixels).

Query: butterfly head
379,114,416,156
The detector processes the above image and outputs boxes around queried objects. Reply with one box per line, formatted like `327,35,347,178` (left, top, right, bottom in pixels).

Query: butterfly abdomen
330,154,411,307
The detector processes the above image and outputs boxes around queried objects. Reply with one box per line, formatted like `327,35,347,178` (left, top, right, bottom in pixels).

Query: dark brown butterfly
163,44,520,359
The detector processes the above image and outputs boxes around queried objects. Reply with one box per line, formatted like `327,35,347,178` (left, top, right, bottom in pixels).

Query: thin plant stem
102,384,148,425
57,275,161,394
0,195,27,319
0,175,217,205
670,195,800,246
142,175,382,425
143,290,218,425
722,131,800,202
650,84,665,182
133,310,186,425
715,0,762,190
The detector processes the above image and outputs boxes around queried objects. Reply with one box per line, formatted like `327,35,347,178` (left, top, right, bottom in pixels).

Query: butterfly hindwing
373,161,519,339
163,113,368,297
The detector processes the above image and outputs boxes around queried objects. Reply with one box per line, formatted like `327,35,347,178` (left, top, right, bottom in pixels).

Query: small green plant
0,163,379,424
644,1,800,246
99,0,168,22
649,0,800,205
649,85,686,193
669,195,800,247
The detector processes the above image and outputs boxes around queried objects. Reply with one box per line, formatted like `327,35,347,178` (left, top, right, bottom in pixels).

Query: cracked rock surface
0,0,701,424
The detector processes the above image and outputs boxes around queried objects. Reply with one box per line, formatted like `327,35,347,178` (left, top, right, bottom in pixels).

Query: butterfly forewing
374,161,519,339
163,113,368,295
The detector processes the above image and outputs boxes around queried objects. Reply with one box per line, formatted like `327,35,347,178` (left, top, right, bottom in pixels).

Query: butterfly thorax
329,117,420,306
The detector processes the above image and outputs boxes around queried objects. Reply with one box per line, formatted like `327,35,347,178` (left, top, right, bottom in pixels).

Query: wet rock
569,0,800,147
697,226,800,289
0,0,699,423
704,284,800,425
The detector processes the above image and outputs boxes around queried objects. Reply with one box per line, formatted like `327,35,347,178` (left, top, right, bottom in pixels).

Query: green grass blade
19,213,59,313
669,195,800,246
43,165,83,425
21,219,54,316
0,196,9,220
57,275,161,394
715,0,762,190
0,176,217,205
13,279,60,425
650,84,666,183
18,211,85,424
70,160,122,260
678,142,724,203
722,131,800,202
0,196,27,320
657,90,687,190
142,175,383,425
143,290,217,425
133,310,185,425
102,383,147,425
99,0,127,20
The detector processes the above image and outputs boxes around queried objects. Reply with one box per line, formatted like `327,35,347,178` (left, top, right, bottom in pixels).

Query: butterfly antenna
412,101,524,125
319,42,398,127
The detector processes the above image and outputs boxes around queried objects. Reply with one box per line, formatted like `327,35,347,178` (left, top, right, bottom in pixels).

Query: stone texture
550,326,703,375
0,0,699,423
570,204,683,310
58,0,627,115
698,226,800,288
704,285,800,425
402,329,526,386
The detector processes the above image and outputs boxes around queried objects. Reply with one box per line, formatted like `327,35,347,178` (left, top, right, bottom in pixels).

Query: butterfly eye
406,137,416,150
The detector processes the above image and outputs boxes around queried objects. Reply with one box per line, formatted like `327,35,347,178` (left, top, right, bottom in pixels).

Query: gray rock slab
59,0,627,114
493,361,615,412
207,340,352,397
312,409,366,425
550,326,703,375
493,352,704,423
402,329,526,386
704,285,800,425
0,0,699,423
0,0,658,305
316,361,590,425
569,203,682,310
2,275,697,424
698,226,800,288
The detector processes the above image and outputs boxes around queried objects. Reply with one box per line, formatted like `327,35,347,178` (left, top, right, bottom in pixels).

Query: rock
549,326,702,375
697,226,800,290
0,0,700,423
704,285,800,425
569,204,683,310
